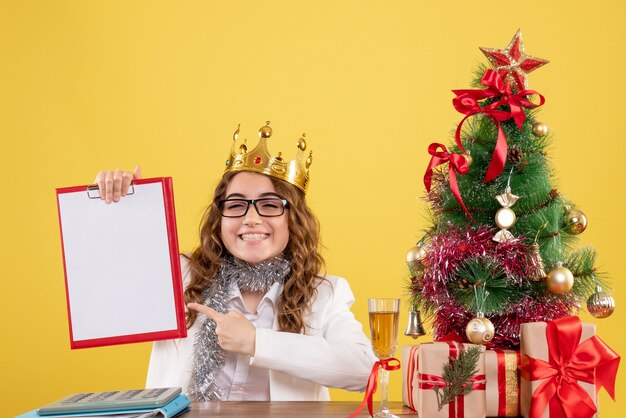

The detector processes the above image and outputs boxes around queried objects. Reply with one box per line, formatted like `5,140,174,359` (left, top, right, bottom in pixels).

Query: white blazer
146,258,377,400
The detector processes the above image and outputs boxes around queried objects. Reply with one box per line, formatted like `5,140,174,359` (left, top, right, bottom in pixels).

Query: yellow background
2,1,624,416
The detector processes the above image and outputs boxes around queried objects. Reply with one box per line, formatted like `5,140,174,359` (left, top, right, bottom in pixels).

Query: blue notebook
15,394,190,418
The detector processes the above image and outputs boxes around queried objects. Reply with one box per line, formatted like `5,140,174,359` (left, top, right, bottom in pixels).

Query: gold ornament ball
495,207,517,229
546,265,574,294
406,245,427,269
565,209,588,235
465,315,495,344
587,289,615,318
532,122,549,137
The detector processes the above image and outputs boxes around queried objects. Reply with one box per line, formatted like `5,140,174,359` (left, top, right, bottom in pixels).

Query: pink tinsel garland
413,225,575,349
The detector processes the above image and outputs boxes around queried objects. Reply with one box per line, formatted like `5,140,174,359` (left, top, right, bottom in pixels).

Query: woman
94,122,376,401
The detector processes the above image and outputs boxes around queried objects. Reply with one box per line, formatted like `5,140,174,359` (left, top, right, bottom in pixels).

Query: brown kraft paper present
484,349,520,417
519,316,617,418
402,342,486,418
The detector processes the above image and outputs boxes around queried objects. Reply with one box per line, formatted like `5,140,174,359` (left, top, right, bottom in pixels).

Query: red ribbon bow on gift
423,143,475,221
452,69,545,183
519,316,621,418
348,358,400,418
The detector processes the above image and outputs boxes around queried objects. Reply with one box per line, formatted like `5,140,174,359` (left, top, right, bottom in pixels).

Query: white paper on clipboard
56,177,186,349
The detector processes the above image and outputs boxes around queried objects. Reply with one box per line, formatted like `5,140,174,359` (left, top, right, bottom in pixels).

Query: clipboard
56,177,187,349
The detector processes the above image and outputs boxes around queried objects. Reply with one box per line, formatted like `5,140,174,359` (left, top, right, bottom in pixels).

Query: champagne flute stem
379,366,390,414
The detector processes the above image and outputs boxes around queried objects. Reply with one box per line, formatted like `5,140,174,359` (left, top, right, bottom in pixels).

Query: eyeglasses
218,197,289,218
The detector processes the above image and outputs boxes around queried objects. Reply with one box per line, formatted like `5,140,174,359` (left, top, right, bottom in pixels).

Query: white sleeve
250,276,376,391
146,254,193,391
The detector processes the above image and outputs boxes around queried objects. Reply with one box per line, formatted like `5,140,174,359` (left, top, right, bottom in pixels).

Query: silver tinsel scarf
189,255,291,401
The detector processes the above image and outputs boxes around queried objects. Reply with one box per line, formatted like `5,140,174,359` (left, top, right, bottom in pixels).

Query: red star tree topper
479,29,549,91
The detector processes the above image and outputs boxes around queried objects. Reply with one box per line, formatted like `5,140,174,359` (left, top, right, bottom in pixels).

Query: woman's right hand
93,166,142,203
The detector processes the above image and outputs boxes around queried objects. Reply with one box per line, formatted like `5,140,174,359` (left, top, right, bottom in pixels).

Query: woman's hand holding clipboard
93,165,142,203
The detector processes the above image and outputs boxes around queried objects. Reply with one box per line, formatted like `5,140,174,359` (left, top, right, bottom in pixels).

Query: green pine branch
566,247,603,297
434,345,482,411
451,257,519,314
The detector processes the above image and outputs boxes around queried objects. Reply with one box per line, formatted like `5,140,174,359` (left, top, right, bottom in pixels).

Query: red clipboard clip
86,184,135,199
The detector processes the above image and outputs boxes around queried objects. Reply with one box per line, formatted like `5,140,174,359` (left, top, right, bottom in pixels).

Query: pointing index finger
187,303,224,321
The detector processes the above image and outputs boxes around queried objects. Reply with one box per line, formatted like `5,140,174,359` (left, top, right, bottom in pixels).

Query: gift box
402,342,487,418
484,349,520,417
519,316,620,418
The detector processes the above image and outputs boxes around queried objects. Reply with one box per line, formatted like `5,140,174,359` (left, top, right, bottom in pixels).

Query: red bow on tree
423,143,475,221
519,316,620,418
452,69,545,183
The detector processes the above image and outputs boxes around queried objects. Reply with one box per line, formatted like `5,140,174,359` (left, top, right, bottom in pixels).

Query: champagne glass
368,298,400,418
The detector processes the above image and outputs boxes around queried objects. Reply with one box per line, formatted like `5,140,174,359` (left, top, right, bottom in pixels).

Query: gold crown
224,121,313,193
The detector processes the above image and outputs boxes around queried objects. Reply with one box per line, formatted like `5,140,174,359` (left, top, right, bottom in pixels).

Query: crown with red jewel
224,121,313,193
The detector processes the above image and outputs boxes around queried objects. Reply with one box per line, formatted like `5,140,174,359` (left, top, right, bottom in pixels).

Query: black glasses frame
218,197,289,218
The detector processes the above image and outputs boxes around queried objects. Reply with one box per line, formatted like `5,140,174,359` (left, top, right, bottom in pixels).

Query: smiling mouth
240,233,269,241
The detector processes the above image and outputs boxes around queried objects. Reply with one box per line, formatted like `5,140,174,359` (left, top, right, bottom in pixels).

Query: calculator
36,387,182,415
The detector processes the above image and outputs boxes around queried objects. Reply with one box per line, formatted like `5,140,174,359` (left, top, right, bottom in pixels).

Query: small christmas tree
407,30,615,349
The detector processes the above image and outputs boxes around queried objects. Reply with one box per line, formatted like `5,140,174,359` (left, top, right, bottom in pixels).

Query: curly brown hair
184,171,325,333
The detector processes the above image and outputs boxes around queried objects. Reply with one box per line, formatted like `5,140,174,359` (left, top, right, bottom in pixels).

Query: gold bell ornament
404,304,426,339
587,285,615,318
